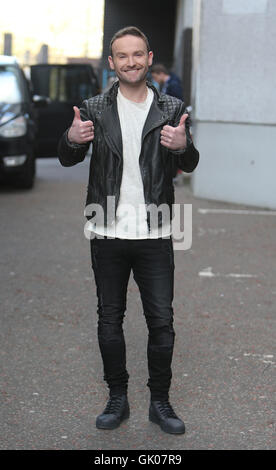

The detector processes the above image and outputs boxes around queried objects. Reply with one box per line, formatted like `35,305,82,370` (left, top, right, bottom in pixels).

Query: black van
30,64,100,158
0,59,100,189
0,55,39,188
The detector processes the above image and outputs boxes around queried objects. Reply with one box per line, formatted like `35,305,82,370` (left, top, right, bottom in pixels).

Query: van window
0,66,22,103
59,66,96,102
49,67,59,101
31,65,99,102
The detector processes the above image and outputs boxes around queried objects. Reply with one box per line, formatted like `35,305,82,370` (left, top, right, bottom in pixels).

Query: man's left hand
160,113,188,150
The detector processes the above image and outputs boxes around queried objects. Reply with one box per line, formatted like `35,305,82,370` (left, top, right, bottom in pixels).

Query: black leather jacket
58,81,199,228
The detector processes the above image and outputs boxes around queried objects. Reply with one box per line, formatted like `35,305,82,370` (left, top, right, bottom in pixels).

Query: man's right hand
67,106,94,144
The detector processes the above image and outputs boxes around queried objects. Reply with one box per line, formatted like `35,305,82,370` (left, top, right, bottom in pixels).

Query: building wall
191,0,276,209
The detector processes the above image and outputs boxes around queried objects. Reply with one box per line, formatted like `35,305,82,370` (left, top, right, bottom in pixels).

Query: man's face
108,35,153,86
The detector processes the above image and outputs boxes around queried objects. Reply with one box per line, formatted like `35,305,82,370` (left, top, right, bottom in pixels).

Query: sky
0,0,105,64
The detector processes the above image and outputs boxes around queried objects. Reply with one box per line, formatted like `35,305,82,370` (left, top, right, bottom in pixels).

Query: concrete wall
191,0,276,209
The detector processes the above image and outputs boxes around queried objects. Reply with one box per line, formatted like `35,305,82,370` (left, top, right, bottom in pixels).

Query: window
31,65,99,102
0,66,22,103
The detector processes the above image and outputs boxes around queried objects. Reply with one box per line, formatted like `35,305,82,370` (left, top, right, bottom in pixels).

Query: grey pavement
0,157,275,450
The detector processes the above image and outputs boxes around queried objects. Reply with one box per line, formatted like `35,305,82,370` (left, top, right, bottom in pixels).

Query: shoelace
103,396,124,414
155,400,178,419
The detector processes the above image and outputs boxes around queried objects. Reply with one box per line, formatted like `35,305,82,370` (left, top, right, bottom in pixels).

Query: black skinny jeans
90,237,175,401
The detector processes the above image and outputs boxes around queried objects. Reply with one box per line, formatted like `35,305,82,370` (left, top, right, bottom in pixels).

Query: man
58,26,199,435
151,63,184,101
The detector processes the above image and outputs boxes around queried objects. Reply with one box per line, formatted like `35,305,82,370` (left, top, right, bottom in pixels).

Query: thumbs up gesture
160,113,188,151
67,106,94,144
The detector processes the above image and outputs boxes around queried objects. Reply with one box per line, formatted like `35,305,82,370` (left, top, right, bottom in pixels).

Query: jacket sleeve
170,102,200,173
57,100,92,167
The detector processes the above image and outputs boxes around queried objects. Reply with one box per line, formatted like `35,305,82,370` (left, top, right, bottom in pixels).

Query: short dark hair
151,64,169,75
109,26,151,56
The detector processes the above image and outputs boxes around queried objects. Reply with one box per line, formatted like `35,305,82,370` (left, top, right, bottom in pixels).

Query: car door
30,64,100,157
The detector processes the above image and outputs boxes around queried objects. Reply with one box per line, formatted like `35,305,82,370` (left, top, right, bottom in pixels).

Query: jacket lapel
141,99,169,142
98,99,123,160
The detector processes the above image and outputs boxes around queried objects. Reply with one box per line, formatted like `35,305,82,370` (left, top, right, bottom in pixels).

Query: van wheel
14,153,36,189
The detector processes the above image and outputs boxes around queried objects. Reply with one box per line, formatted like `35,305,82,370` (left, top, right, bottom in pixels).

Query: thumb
178,113,189,127
73,106,81,121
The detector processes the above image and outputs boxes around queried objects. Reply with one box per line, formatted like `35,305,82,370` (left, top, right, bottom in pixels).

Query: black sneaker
96,394,130,430
149,400,185,434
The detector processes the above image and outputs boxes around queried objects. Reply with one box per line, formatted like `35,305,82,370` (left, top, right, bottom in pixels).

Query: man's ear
108,55,115,70
148,51,153,67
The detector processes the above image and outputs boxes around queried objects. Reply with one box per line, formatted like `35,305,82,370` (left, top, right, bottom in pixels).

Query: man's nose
127,56,135,67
